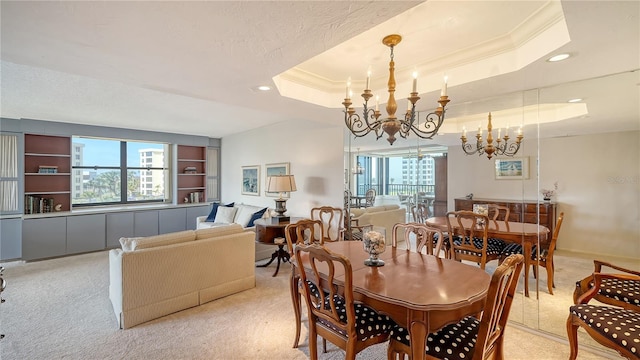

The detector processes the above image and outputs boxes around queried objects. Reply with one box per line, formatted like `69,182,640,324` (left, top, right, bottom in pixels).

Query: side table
254,217,302,276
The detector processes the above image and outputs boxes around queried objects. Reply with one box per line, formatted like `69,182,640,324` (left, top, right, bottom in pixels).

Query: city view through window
71,137,168,205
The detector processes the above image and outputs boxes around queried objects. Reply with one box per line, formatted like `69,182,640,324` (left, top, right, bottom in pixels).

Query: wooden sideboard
454,198,556,237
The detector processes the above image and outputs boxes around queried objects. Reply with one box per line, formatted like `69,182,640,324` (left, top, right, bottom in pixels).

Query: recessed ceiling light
568,98,582,103
547,53,571,62
257,85,271,91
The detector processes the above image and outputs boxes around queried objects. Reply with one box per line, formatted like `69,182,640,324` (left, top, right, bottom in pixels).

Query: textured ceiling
1,1,638,148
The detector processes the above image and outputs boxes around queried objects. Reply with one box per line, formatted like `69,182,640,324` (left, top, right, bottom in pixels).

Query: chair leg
532,263,538,279
566,315,580,360
289,272,301,348
546,262,554,295
308,325,319,360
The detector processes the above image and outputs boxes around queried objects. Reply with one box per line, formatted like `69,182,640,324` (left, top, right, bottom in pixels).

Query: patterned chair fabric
574,259,640,311
445,211,506,269
569,304,639,357
317,293,394,341
387,254,525,360
567,271,640,359
390,316,480,360
453,236,505,256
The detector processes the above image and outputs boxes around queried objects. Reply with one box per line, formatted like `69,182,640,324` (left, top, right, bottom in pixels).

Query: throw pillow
119,237,142,252
214,206,237,224
205,202,235,222
247,207,268,227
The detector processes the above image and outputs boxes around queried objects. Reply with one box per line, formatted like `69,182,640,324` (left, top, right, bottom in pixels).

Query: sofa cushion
234,204,268,227
128,230,196,251
195,224,245,240
214,206,237,224
364,206,387,213
205,202,235,222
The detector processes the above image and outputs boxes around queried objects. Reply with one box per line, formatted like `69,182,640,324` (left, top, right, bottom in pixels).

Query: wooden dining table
315,241,491,360
425,216,550,297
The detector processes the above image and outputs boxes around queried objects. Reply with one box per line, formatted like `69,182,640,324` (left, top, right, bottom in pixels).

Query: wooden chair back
474,254,524,360
446,210,498,269
284,219,324,257
391,222,445,256
310,206,344,242
411,203,429,223
488,204,510,221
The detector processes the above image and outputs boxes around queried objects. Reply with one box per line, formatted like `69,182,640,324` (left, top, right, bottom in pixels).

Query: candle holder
363,230,386,267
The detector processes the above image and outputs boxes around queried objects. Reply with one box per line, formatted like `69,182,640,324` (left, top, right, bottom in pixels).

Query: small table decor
363,230,386,266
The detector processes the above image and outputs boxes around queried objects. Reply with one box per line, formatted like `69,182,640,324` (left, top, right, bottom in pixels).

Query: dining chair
310,206,344,242
284,219,324,348
410,203,429,224
446,210,506,270
364,188,376,208
295,243,394,360
567,271,640,360
391,222,445,256
387,254,525,360
501,212,564,294
342,214,373,241
573,259,640,311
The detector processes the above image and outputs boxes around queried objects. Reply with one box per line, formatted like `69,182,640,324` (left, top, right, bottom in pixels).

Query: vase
363,231,386,266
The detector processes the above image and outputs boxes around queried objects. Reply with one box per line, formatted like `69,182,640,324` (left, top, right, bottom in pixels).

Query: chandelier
342,34,450,145
461,113,523,159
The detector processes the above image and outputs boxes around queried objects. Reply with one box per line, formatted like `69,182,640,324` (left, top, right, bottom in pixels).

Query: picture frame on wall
241,165,260,196
495,157,529,180
265,162,290,197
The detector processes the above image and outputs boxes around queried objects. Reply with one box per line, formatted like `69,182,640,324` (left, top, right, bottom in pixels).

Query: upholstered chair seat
317,293,394,341
452,235,505,256
568,304,639,357
595,277,640,307
390,316,480,359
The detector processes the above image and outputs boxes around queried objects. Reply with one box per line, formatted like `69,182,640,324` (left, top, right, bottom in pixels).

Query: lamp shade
266,175,297,194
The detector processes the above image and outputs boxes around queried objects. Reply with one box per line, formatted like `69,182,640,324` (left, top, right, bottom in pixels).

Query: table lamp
266,175,297,222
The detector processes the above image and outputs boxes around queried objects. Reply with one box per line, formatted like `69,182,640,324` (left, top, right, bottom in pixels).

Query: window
71,137,169,206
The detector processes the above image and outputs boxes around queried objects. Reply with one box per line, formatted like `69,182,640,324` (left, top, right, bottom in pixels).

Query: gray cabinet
159,208,187,233
0,217,22,260
66,214,106,254
23,217,66,260
134,211,159,237
186,205,211,230
106,212,134,248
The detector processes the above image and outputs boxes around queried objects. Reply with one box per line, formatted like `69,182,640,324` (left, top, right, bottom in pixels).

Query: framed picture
241,165,260,196
495,157,529,180
265,162,290,197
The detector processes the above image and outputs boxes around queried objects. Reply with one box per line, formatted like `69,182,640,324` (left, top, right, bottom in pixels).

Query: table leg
409,318,428,360
258,245,290,277
523,242,532,298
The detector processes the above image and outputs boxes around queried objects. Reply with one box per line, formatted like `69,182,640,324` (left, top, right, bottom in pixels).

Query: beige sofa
195,203,273,261
349,205,406,244
109,224,255,329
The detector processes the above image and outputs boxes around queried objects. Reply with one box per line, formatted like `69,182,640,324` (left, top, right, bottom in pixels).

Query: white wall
448,130,640,260
221,120,344,218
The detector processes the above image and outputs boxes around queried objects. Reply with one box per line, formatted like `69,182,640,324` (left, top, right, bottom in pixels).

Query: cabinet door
186,205,212,230
0,217,22,260
134,211,159,237
106,212,134,248
23,217,66,260
66,214,106,254
158,208,187,234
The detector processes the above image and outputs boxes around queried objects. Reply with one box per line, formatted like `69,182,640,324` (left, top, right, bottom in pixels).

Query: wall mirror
343,69,639,355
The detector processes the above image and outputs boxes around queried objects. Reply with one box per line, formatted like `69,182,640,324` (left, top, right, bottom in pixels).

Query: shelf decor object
342,34,451,145
266,174,296,222
461,113,524,159
363,230,386,266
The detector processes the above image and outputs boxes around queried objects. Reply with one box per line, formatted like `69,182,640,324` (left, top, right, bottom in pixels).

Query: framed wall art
265,162,290,197
241,165,260,196
495,157,529,180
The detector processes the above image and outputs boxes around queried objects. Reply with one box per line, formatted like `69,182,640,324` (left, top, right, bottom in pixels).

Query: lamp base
274,199,288,217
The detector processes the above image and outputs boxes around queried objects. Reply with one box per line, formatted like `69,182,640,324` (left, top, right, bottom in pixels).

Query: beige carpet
0,250,618,359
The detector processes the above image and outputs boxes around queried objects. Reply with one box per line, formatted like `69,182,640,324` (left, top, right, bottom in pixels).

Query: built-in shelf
24,134,71,214
177,145,206,205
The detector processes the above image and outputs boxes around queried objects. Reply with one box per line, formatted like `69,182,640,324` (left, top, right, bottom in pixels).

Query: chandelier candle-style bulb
461,113,524,160
342,34,451,145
